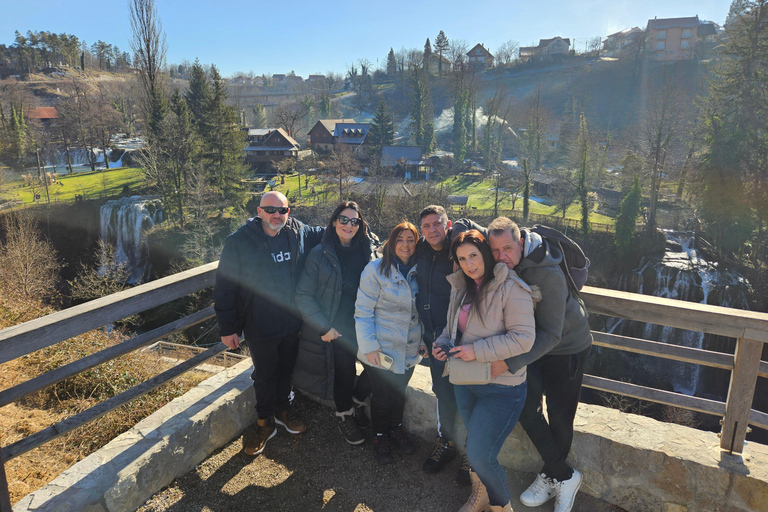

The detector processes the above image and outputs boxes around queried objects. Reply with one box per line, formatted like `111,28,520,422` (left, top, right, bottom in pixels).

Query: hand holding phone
379,353,394,370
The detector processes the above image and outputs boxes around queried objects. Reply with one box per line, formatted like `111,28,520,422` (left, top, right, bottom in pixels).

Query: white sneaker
553,469,583,512
520,472,556,507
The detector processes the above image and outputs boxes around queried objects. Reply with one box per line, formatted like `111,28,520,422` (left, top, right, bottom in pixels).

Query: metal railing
1,263,767,510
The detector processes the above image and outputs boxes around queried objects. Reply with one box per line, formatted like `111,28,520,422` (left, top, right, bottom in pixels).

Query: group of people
214,191,593,512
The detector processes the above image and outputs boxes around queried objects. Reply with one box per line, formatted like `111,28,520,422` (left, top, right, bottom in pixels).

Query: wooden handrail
0,261,767,507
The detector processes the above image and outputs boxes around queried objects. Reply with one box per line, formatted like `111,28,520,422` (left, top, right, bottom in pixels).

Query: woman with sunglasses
296,201,378,445
433,230,537,512
355,221,427,464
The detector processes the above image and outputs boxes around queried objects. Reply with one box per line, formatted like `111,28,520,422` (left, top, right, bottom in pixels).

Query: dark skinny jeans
367,365,415,435
423,331,458,442
330,335,371,412
518,345,591,481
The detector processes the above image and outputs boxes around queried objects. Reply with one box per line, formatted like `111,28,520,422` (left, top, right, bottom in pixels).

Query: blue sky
2,0,733,78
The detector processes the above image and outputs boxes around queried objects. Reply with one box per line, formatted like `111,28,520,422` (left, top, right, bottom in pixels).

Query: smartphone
437,342,456,357
379,353,394,370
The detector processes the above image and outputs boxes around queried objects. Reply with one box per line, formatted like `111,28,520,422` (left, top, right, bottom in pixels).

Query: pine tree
574,109,591,237
386,47,397,76
185,60,212,132
453,87,469,166
410,69,427,148
368,99,395,161
434,30,449,77
252,103,267,129
423,38,433,72
614,177,642,255
698,0,768,261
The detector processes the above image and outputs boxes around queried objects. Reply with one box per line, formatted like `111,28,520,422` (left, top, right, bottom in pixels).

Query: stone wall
14,362,768,512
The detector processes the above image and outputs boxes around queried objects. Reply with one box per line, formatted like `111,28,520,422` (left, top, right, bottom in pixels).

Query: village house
602,28,644,57
646,16,717,61
27,106,59,128
380,146,432,180
243,127,300,167
519,37,571,61
333,122,372,157
427,53,452,75
467,43,495,69
308,119,356,151
307,74,326,83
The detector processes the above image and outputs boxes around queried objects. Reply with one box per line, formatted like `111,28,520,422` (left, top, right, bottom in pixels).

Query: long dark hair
451,229,496,311
326,201,368,243
379,221,418,278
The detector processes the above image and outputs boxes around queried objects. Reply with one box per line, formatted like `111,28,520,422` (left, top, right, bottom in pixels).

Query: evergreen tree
252,103,267,128
573,109,591,237
698,0,768,261
614,177,642,255
185,60,212,132
318,94,332,119
423,38,432,71
453,87,469,166
410,69,427,148
368,99,395,161
386,47,397,76
434,30,449,77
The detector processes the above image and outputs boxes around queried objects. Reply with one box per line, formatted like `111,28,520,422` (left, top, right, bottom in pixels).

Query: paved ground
138,394,626,512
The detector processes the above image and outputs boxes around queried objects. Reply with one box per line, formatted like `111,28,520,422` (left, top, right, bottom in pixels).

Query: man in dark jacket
214,191,324,456
487,217,592,512
416,205,486,482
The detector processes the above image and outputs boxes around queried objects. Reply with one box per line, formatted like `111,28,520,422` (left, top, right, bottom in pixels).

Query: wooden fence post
720,336,763,453
0,440,12,512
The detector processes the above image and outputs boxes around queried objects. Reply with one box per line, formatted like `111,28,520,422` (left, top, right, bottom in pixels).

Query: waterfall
100,197,164,284
606,230,752,397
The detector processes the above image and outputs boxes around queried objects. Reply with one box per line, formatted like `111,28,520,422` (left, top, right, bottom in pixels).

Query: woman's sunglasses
261,206,289,214
337,215,361,227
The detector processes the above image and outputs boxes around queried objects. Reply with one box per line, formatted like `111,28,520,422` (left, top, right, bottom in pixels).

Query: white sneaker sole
275,418,304,434
247,427,276,456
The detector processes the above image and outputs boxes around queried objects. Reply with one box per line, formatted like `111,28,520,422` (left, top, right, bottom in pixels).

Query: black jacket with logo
214,216,324,341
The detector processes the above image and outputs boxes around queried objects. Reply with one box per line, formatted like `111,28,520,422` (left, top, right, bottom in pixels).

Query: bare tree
0,211,61,300
327,144,360,200
129,0,167,136
272,101,310,138
69,239,130,301
496,40,519,66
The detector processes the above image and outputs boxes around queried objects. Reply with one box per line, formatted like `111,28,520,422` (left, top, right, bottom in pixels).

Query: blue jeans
455,382,527,506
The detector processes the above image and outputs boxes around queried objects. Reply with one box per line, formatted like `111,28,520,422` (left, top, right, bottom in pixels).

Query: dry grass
0,291,210,504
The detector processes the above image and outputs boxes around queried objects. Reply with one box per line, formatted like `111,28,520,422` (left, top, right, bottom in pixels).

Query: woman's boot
489,503,513,512
458,470,490,512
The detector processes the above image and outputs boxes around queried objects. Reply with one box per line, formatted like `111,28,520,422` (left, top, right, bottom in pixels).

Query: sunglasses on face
261,206,289,215
337,215,361,227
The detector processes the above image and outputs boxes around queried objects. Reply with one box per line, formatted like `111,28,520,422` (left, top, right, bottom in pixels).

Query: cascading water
603,231,751,398
100,197,164,284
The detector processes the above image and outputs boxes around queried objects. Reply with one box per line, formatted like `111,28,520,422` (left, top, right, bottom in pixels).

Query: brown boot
459,470,490,512
275,408,306,434
244,417,276,456
489,504,512,512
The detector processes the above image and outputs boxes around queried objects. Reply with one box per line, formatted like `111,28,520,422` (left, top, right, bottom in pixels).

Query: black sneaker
354,404,370,429
422,436,457,473
388,425,415,455
372,435,393,464
337,414,365,445
457,454,471,486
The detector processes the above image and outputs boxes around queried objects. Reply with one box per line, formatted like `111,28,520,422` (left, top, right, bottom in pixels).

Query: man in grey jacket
487,217,592,512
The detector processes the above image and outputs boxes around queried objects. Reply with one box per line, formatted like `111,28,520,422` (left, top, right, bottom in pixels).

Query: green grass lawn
3,167,146,207
438,175,614,225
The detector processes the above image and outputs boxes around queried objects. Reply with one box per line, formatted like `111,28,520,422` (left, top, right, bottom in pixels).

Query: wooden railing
0,265,767,510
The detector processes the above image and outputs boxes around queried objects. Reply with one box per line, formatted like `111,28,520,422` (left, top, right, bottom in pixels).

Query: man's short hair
487,217,521,242
419,205,449,223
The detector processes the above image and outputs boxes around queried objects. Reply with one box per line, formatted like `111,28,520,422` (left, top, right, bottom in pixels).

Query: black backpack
530,224,590,295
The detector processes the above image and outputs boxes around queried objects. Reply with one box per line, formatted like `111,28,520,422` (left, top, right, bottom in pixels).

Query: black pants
331,336,371,412
423,331,458,442
247,331,300,419
367,365,415,435
518,345,591,482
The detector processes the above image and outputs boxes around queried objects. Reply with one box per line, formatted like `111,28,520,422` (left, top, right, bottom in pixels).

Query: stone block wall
14,362,768,512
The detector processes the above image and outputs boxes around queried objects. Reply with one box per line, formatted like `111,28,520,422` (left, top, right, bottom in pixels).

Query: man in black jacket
214,191,324,456
488,217,592,512
416,205,485,483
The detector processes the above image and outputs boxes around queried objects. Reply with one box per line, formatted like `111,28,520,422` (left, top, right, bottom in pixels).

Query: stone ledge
14,363,768,512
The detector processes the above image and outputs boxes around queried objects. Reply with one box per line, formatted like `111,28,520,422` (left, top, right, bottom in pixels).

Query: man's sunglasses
337,215,361,227
261,206,289,214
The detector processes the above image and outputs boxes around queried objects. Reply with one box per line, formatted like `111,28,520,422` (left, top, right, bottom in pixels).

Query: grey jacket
505,233,593,373
355,259,423,374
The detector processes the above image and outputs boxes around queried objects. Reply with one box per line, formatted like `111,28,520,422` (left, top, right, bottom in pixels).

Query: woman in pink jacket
433,230,537,512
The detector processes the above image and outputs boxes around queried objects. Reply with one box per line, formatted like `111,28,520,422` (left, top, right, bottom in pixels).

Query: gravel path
138,394,626,512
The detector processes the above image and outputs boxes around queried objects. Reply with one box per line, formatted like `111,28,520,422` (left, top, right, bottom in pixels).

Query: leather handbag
447,358,491,385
